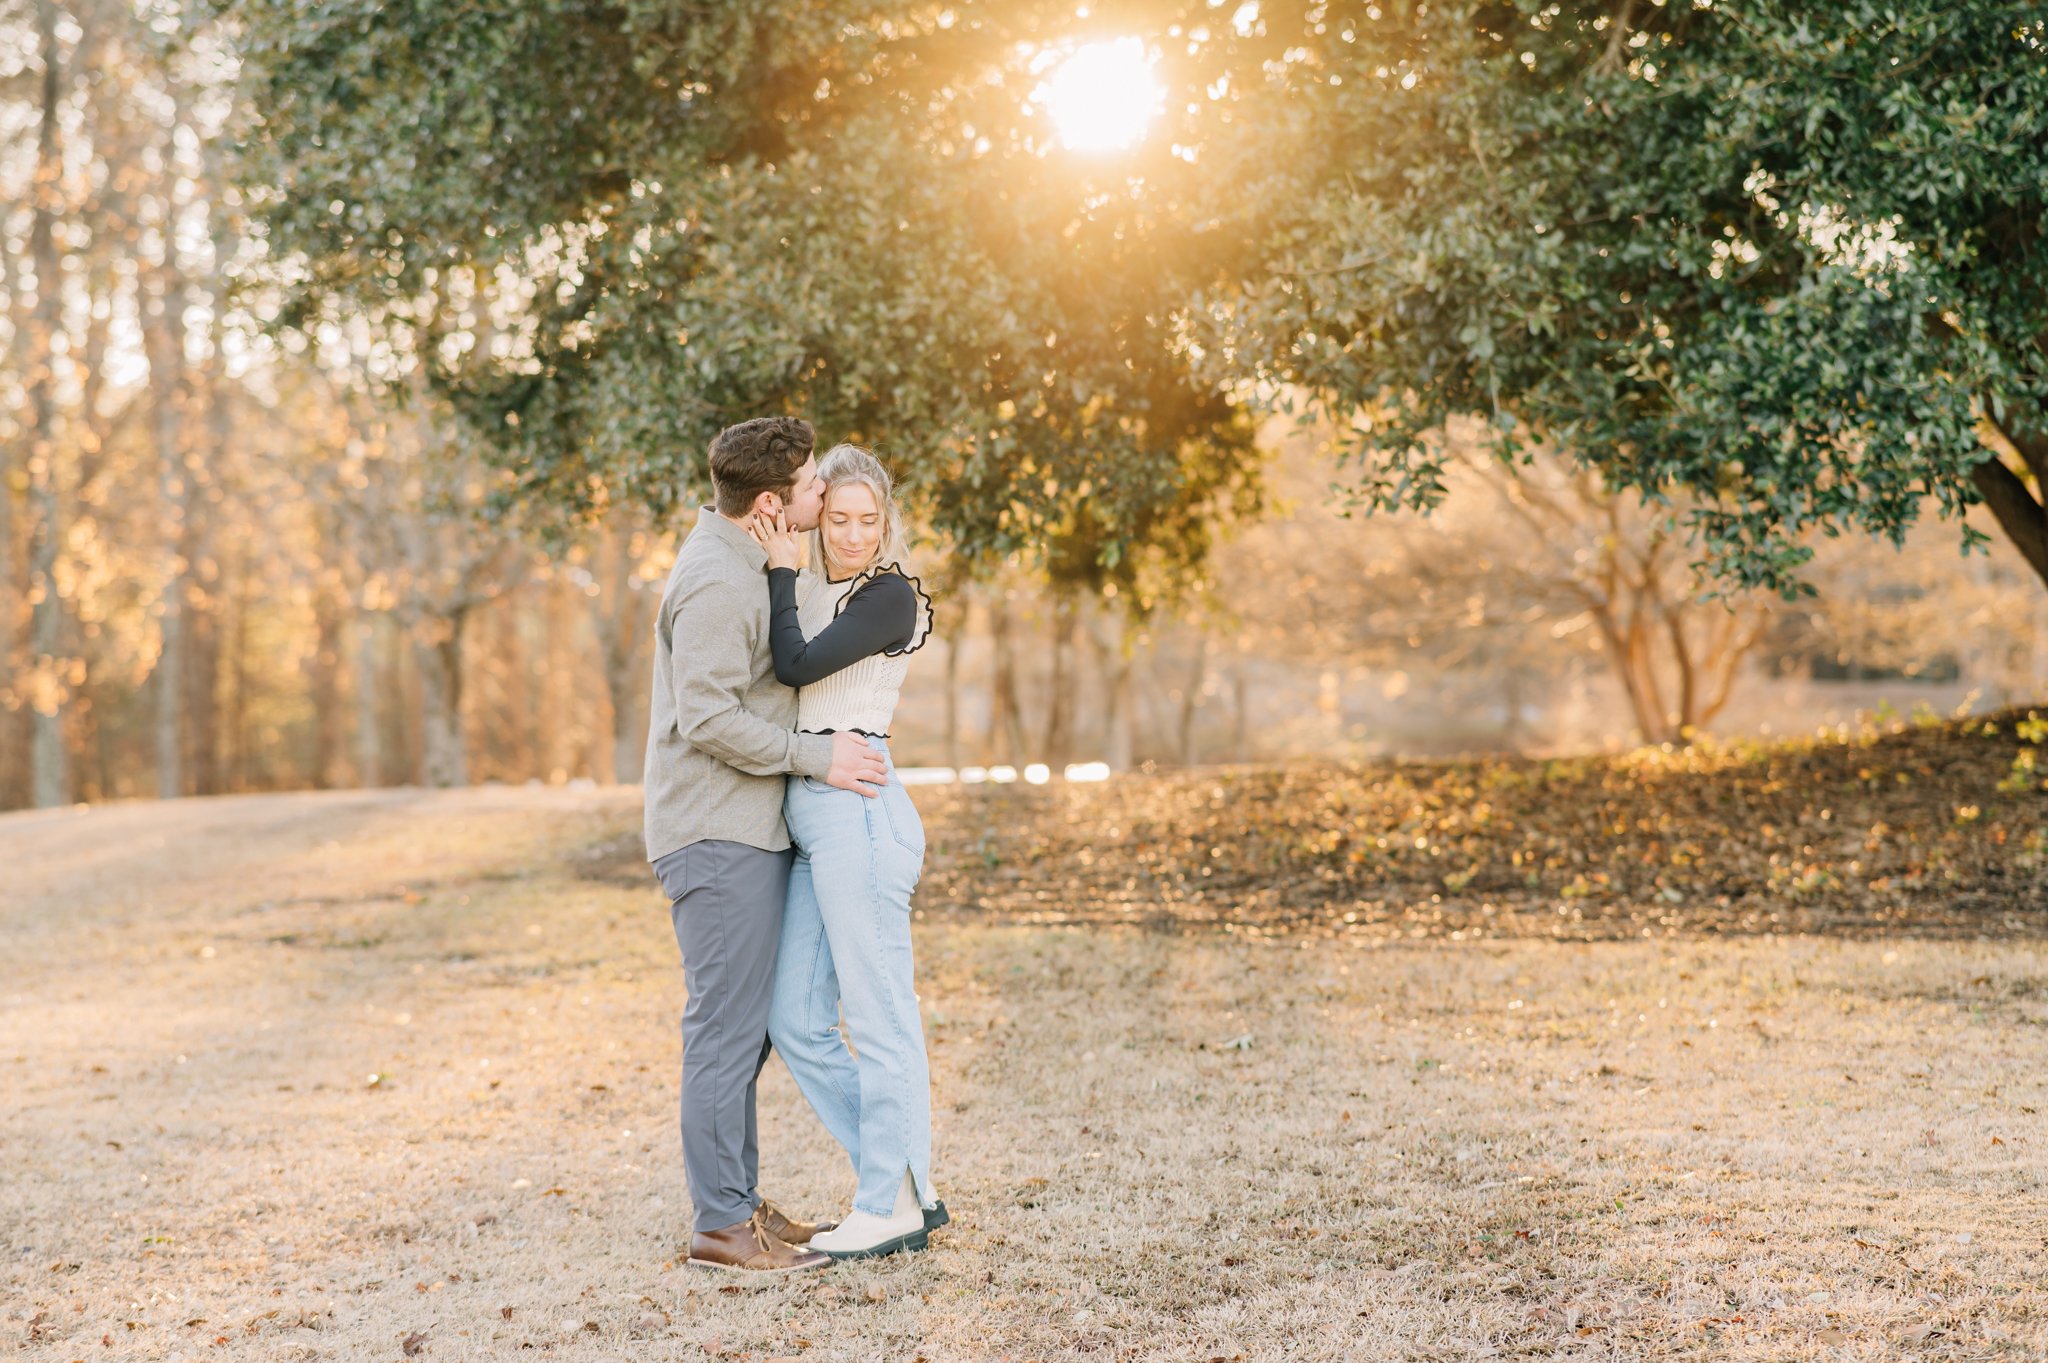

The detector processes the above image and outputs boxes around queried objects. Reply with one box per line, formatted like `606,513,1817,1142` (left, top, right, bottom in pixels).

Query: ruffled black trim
829,561,934,658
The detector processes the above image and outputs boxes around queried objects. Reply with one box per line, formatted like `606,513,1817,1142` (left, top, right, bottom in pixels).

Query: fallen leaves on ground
579,710,2045,939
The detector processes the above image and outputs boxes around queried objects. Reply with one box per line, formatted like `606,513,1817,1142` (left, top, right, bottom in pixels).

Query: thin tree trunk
1698,610,1767,730
1627,591,1673,743
988,601,1021,764
396,622,420,782
310,577,344,788
414,608,470,788
1177,634,1209,766
1231,662,1250,762
543,577,575,781
1133,642,1181,765
1625,625,1672,744
1593,605,1666,745
1106,653,1134,771
26,0,69,808
593,522,650,785
1085,601,1135,770
146,243,193,798
943,625,961,771
187,539,222,794
1665,610,1699,735
0,215,23,808
1500,664,1525,754
90,668,115,800
611,694,645,786
355,613,384,786
1042,598,1073,765
191,120,238,795
488,597,528,780
225,546,252,789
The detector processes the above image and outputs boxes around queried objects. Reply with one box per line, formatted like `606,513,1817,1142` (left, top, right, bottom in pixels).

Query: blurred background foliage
1,1,2042,808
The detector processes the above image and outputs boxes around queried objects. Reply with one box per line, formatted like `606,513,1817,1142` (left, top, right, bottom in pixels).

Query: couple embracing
642,416,945,1277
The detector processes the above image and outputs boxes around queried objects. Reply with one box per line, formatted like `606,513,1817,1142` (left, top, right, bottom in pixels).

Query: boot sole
684,1256,832,1279
924,1201,949,1230
818,1227,930,1261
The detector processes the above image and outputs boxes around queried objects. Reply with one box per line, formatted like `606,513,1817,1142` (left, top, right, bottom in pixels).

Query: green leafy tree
233,1,1280,588
1204,1,2048,597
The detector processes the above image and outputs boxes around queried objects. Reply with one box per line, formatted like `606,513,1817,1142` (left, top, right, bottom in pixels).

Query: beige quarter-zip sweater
642,506,835,861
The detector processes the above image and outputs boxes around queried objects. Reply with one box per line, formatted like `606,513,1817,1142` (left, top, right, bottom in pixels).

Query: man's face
778,454,826,532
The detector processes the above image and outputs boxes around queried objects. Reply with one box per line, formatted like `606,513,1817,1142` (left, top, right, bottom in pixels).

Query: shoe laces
747,1207,776,1256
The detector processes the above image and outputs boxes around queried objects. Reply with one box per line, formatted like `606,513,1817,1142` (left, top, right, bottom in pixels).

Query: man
643,415,888,1275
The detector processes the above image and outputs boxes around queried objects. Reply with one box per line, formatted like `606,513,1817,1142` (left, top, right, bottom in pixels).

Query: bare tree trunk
224,546,252,789
482,595,522,780
1177,634,1209,766
414,608,470,787
1106,654,1134,770
1500,664,1525,754
89,669,114,800
542,576,575,781
1974,411,2048,591
1696,609,1768,730
355,613,384,786
2034,605,2048,701
1592,608,1666,744
1664,613,1698,734
612,699,646,786
943,626,961,771
26,0,69,808
592,521,651,784
0,207,23,808
146,242,193,798
1627,587,1674,743
924,578,968,770
1084,601,1135,770
988,600,1024,763
1231,662,1250,762
191,117,238,795
188,541,222,794
1042,598,1073,765
1133,641,1180,766
310,578,344,787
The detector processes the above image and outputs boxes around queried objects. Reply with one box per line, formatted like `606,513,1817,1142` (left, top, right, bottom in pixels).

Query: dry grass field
4,745,2045,1361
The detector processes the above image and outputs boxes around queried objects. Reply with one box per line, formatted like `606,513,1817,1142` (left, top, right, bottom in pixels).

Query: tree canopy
236,1,2048,597
236,0,1288,599
1207,1,2048,596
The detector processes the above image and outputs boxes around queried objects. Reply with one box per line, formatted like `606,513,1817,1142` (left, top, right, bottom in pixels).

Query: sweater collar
694,505,767,571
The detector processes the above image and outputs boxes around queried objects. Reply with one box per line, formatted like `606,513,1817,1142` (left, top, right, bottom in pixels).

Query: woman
744,443,945,1260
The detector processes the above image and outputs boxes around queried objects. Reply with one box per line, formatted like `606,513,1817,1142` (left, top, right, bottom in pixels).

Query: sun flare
1036,38,1162,153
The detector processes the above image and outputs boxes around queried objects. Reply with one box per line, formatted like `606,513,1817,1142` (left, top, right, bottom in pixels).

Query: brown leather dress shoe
686,1209,832,1277
758,1199,835,1246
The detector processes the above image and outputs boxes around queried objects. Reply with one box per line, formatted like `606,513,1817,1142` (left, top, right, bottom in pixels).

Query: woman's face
821,481,882,575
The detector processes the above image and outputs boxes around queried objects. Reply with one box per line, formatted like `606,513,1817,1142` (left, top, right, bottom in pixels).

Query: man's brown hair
709,416,816,518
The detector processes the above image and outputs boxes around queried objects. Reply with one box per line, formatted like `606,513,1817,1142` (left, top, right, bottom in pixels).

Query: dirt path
4,788,2044,1361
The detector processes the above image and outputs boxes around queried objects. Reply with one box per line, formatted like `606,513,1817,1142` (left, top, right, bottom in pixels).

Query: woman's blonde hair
808,443,911,578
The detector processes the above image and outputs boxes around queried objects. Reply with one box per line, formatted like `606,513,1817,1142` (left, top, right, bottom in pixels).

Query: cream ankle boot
810,1171,927,1259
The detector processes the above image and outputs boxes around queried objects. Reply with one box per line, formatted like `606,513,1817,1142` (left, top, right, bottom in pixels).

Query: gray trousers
654,839,795,1233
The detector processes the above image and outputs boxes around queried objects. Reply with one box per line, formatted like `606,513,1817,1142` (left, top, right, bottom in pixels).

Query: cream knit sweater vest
794,564,933,736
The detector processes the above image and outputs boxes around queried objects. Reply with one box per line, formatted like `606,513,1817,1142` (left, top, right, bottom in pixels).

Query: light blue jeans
768,737,935,1217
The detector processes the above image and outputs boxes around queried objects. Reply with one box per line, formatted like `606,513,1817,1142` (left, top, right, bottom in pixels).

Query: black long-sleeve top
765,566,918,688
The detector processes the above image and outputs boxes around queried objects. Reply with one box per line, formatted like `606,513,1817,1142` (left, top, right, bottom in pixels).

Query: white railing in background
897,761,1113,787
